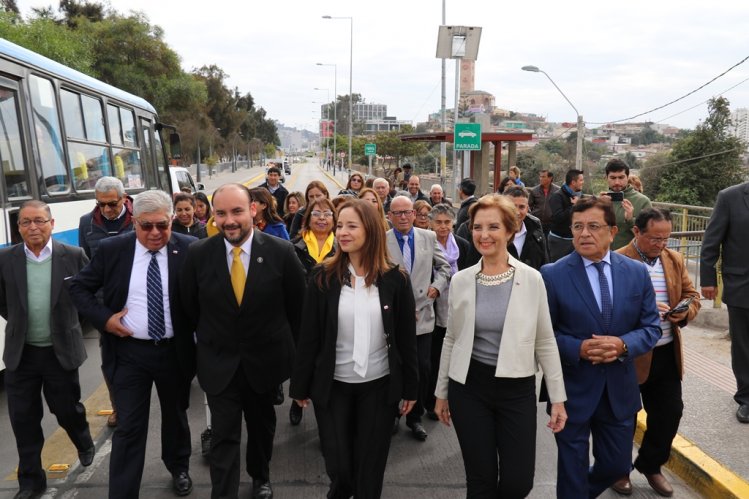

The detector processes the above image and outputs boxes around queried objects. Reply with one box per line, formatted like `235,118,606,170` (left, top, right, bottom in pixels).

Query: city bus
0,38,181,372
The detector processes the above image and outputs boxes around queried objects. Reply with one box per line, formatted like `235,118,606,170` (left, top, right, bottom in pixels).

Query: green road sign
454,123,481,151
364,143,377,156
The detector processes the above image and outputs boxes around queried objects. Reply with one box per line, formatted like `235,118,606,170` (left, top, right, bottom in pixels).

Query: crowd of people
10,155,746,499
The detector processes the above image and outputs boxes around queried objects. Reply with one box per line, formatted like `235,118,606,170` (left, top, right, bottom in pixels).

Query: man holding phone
615,208,700,496
602,159,652,250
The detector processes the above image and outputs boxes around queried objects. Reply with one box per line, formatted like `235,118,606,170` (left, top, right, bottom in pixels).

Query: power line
653,76,749,124
643,148,738,170
588,54,749,125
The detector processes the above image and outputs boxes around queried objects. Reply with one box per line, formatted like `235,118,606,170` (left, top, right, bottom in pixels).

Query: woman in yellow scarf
289,197,338,426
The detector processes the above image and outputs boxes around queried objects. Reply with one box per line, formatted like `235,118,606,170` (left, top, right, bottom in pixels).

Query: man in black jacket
455,178,477,231
258,167,289,217
505,186,549,270
528,169,559,235
548,169,584,262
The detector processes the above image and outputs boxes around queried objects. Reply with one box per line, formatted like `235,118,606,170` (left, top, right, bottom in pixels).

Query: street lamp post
314,88,331,170
522,65,585,189
316,62,337,174
323,15,353,172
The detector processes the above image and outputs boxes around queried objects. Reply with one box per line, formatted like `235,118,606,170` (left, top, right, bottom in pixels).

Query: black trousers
406,332,431,425
635,341,683,474
5,345,93,492
449,360,536,499
426,325,447,413
728,305,749,406
314,376,397,499
108,338,191,499
206,367,276,499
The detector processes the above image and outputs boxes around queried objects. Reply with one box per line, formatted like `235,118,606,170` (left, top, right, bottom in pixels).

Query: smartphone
606,191,624,202
664,296,695,317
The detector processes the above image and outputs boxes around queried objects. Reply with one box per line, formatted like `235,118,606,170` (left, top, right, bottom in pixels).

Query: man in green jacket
603,159,652,250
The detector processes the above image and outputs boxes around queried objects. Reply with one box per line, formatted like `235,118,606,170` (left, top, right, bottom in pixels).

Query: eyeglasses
571,223,609,233
97,200,120,208
350,177,362,183
137,220,171,231
18,218,50,228
390,210,414,218
311,210,334,218
643,236,670,245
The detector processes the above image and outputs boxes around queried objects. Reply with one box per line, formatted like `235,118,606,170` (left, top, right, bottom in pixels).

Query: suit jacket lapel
12,245,28,312
568,253,605,331
211,236,238,309
742,183,749,211
50,241,65,308
166,237,181,302
387,232,404,267
244,231,266,310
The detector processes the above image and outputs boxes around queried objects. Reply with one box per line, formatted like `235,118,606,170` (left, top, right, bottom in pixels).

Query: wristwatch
620,341,629,358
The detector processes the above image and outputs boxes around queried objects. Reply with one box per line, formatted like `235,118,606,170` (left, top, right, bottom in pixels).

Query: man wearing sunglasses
70,190,197,498
77,176,134,428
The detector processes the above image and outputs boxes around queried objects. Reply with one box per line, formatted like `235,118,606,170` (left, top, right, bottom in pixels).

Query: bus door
0,76,31,247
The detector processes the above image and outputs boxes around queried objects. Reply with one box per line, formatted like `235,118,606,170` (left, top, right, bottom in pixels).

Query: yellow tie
231,247,246,305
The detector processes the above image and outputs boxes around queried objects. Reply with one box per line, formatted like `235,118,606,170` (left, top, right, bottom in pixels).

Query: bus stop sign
454,123,481,150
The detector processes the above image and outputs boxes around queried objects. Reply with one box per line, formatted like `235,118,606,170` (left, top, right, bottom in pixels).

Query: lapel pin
172,250,178,254
384,305,389,310
257,257,264,263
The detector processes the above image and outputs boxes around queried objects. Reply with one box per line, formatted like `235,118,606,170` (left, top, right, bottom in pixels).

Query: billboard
320,120,334,138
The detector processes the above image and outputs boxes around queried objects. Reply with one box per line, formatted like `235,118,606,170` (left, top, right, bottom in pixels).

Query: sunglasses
97,200,120,208
137,220,171,231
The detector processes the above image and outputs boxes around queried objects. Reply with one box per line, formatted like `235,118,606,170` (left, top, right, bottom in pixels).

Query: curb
317,165,345,189
635,411,749,498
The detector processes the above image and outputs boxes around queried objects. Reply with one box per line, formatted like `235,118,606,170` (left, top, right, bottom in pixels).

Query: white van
169,167,205,194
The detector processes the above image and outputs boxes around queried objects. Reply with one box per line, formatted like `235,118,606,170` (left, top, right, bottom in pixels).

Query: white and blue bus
0,38,180,371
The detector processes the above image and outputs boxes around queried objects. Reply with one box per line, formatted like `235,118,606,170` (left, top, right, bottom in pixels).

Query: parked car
169,166,205,194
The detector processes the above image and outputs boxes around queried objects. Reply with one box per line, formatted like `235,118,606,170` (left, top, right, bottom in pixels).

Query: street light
313,88,331,169
323,15,353,171
522,65,585,188
316,62,337,174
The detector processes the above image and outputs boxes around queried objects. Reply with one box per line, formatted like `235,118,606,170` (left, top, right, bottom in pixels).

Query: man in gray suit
0,201,94,499
701,181,749,423
387,195,451,441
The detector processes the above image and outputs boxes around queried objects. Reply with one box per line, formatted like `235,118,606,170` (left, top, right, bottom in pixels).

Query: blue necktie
147,251,165,341
402,235,412,274
593,261,612,332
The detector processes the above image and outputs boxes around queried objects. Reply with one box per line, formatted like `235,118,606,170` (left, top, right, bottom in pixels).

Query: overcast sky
16,1,749,133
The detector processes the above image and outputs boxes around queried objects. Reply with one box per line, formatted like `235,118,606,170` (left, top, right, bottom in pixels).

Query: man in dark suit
180,183,305,499
0,200,95,499
540,196,660,499
70,190,196,499
504,186,549,270
701,181,749,423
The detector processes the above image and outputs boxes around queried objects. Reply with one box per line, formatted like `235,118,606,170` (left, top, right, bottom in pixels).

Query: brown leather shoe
107,411,117,427
611,475,632,495
645,473,673,497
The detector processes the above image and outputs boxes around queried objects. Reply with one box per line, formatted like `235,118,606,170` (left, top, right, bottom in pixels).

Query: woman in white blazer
434,194,567,498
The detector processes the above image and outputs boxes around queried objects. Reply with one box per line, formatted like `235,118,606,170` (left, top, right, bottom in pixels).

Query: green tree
639,151,670,199
657,97,746,206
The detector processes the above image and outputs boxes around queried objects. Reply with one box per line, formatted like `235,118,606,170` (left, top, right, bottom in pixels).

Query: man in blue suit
540,196,660,499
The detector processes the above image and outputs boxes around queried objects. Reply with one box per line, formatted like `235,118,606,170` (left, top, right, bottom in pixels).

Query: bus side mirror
170,132,182,159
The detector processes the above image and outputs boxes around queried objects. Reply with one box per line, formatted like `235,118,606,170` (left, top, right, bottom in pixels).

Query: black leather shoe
406,421,428,441
252,480,273,499
172,471,193,496
391,417,399,436
78,445,95,467
289,403,303,426
737,404,749,424
13,490,45,499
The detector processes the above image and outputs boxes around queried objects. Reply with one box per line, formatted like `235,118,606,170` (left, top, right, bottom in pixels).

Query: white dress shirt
513,220,528,257
122,240,174,340
223,231,254,276
24,238,53,263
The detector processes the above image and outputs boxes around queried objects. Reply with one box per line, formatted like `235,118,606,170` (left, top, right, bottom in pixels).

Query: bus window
108,104,122,145
68,142,111,190
0,85,30,198
121,108,137,148
81,94,106,143
112,148,143,188
60,89,85,139
29,75,69,194
140,118,155,187
153,124,169,190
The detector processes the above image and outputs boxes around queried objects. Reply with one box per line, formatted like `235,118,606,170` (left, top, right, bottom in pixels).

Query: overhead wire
587,54,749,125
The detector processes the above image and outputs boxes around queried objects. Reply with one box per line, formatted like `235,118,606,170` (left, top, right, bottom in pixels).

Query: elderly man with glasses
70,190,197,499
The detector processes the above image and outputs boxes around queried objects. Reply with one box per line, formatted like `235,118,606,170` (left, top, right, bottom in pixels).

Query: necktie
146,251,165,341
231,247,246,305
593,261,612,332
402,235,412,274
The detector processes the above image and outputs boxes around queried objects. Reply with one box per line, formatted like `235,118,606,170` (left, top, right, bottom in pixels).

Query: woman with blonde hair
435,194,566,498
